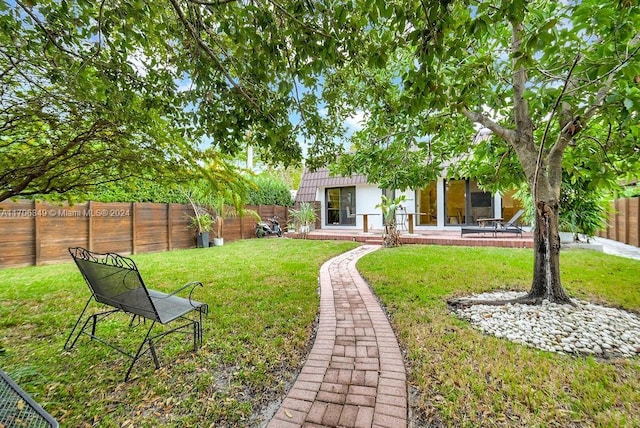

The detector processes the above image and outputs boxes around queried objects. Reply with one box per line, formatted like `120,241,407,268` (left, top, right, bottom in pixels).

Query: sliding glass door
326,187,356,225
445,179,493,225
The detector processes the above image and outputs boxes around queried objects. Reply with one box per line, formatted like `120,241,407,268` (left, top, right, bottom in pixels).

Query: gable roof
295,168,369,203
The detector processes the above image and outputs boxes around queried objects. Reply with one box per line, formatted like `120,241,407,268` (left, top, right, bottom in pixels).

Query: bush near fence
597,197,640,247
0,200,288,268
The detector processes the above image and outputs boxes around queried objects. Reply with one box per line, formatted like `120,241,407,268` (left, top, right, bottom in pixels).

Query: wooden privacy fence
597,197,640,247
0,200,288,268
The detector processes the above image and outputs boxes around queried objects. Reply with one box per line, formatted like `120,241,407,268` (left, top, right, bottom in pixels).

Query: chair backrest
504,209,525,227
69,247,159,321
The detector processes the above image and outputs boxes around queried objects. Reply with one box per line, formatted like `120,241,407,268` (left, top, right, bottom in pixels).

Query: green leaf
623,98,634,110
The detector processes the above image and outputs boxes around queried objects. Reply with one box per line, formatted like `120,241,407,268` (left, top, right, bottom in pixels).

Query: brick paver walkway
268,245,407,428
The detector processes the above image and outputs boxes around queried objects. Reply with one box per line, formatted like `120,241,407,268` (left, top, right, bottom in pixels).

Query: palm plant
376,195,406,247
289,202,318,237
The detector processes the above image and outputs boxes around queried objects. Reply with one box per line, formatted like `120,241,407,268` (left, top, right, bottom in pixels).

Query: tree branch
15,0,85,61
462,109,516,144
511,21,533,145
539,53,581,190
259,0,330,38
168,0,264,113
186,0,238,5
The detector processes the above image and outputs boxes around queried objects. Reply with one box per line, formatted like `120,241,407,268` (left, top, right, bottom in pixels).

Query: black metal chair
1,369,58,428
64,247,208,381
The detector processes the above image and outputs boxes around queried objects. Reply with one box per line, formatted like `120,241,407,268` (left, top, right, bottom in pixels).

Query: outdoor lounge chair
494,209,525,237
460,209,525,237
64,247,208,381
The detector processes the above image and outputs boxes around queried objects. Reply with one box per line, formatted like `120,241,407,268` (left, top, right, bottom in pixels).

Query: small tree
376,195,406,247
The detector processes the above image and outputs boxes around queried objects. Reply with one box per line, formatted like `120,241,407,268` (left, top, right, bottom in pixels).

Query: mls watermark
0,208,130,218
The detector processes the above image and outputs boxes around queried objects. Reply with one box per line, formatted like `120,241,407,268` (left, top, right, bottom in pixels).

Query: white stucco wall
315,179,507,232
317,184,382,231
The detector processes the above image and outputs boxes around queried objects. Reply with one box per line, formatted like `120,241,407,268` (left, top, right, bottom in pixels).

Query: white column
437,177,446,228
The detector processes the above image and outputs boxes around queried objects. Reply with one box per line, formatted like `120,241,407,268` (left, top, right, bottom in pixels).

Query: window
445,180,467,225
326,187,356,225
416,182,437,225
445,179,493,225
501,189,524,222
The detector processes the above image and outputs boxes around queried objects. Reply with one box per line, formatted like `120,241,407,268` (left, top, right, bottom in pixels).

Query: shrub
246,175,293,206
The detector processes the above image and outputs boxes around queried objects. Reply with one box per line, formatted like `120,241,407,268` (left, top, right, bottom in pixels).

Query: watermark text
0,208,130,218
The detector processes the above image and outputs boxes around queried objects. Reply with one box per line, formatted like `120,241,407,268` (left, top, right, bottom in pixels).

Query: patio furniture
1,368,58,428
494,209,525,237
461,209,525,237
64,247,208,381
356,213,380,232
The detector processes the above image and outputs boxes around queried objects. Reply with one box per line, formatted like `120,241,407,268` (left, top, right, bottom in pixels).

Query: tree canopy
0,0,355,202
321,0,640,303
330,0,640,193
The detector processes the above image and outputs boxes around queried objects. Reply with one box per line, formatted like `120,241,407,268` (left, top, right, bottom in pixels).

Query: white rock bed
451,291,640,358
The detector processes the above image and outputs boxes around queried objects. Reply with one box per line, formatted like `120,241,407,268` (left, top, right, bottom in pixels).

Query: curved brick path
267,245,407,428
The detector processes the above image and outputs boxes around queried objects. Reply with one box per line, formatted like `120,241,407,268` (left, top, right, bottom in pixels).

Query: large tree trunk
526,199,573,304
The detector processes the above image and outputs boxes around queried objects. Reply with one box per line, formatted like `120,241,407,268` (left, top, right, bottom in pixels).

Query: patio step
301,229,534,249
364,237,384,245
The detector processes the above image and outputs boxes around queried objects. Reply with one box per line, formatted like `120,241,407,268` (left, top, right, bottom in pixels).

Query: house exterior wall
298,168,518,231
316,180,507,232
318,183,382,230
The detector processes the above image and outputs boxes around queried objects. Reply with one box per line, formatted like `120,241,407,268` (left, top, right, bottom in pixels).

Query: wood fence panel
0,200,36,267
222,218,241,242
617,199,627,243
91,202,133,254
171,204,195,249
601,200,616,240
625,198,639,246
0,200,293,267
598,197,640,246
38,203,90,265
134,203,169,254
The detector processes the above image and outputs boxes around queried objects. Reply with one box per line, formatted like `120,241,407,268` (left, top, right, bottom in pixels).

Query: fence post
635,198,640,247
88,201,94,251
624,198,630,245
167,203,173,251
132,202,137,254
34,200,41,266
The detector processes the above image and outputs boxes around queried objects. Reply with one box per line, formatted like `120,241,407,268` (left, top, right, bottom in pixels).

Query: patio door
326,187,356,225
416,182,437,225
445,179,493,225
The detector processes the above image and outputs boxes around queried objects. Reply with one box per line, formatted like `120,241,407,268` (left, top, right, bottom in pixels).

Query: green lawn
0,239,358,427
1,241,639,427
357,245,640,427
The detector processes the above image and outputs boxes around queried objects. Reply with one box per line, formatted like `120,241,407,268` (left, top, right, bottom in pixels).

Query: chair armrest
157,281,207,311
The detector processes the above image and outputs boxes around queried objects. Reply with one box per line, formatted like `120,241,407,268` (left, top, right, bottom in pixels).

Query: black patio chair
64,247,208,381
494,209,525,237
461,209,525,237
1,368,58,428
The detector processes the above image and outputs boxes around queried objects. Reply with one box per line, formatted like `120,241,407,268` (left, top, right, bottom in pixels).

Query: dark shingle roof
295,168,369,203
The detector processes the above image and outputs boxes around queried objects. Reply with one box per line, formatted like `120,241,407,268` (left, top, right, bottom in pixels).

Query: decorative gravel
451,291,640,358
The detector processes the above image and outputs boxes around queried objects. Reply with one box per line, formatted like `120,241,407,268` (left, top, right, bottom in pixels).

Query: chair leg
125,321,157,382
149,340,160,369
193,322,200,351
90,314,99,339
63,297,93,350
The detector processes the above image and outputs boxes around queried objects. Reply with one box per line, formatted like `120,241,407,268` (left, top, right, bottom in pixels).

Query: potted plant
183,188,215,248
189,210,215,248
558,217,577,244
210,196,226,246
289,202,317,237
